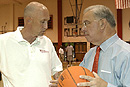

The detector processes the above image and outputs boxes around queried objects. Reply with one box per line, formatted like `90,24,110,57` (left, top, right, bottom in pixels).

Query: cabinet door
75,43,80,53
75,42,87,61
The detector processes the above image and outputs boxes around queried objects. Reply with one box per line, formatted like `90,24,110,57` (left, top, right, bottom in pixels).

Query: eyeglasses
82,21,91,28
82,19,102,28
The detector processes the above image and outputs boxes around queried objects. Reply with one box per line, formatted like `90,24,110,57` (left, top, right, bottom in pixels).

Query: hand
77,72,108,87
49,80,58,87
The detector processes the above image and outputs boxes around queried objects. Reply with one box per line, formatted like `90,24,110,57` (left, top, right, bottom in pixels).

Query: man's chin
38,32,45,36
37,34,43,37
38,34,44,36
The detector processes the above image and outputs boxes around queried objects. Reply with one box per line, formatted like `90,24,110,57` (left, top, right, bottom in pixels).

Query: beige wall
0,0,58,42
122,8,130,41
0,4,14,33
0,0,129,42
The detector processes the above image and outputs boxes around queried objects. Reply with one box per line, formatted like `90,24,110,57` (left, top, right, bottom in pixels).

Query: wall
0,0,58,42
122,8,130,41
0,0,130,43
0,4,14,34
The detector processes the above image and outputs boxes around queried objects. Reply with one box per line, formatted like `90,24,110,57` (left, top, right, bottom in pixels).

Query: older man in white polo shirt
0,2,62,87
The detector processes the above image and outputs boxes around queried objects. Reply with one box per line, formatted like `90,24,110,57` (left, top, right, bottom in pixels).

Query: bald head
24,2,48,18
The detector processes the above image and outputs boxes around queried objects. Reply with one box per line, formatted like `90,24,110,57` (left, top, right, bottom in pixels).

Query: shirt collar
15,26,25,42
100,34,119,52
14,27,40,45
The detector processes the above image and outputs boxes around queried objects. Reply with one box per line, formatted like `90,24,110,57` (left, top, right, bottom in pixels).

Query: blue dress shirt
79,34,130,87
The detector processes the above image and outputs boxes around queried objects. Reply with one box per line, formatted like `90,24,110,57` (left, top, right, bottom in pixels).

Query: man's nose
43,21,48,29
81,26,86,32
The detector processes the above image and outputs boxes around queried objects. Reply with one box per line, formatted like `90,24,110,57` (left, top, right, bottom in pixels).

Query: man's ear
99,19,106,30
25,17,32,24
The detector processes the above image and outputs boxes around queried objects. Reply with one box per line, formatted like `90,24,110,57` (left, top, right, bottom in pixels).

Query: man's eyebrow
83,20,90,23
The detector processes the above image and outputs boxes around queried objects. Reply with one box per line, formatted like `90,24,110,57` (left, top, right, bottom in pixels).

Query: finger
79,75,94,81
92,71,99,78
50,80,58,84
49,83,58,87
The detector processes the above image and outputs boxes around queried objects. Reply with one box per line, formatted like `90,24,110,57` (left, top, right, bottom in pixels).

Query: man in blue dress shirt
77,5,130,87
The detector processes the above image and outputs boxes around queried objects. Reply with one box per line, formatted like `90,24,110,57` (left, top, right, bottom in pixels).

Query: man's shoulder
38,35,53,46
116,39,130,52
89,46,97,51
39,35,52,42
0,32,14,40
84,46,96,55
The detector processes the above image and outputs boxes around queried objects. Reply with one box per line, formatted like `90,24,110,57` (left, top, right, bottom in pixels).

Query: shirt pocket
100,69,113,82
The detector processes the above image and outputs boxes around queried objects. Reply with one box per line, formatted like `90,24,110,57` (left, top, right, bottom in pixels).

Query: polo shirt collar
100,34,119,52
15,26,25,42
14,27,40,45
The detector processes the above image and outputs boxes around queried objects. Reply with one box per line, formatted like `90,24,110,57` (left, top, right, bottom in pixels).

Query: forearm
53,71,62,80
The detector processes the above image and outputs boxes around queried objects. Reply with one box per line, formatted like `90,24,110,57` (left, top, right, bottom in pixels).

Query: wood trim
117,9,122,39
57,0,62,55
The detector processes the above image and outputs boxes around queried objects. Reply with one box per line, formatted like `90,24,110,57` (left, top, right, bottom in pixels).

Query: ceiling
0,0,32,5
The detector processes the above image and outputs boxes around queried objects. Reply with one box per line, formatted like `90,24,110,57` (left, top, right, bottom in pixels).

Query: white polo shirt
0,27,63,87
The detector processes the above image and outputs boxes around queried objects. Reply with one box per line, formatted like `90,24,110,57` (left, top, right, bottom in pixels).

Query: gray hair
84,5,116,28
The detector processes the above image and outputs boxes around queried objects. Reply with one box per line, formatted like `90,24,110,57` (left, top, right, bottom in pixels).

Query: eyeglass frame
82,18,102,28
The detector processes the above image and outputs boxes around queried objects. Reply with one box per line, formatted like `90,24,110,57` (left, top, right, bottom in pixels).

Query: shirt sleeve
113,52,130,87
79,52,90,68
51,43,63,75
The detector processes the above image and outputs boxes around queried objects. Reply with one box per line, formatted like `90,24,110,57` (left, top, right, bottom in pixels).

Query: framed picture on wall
64,28,70,36
48,15,53,29
72,28,78,36
18,17,24,26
